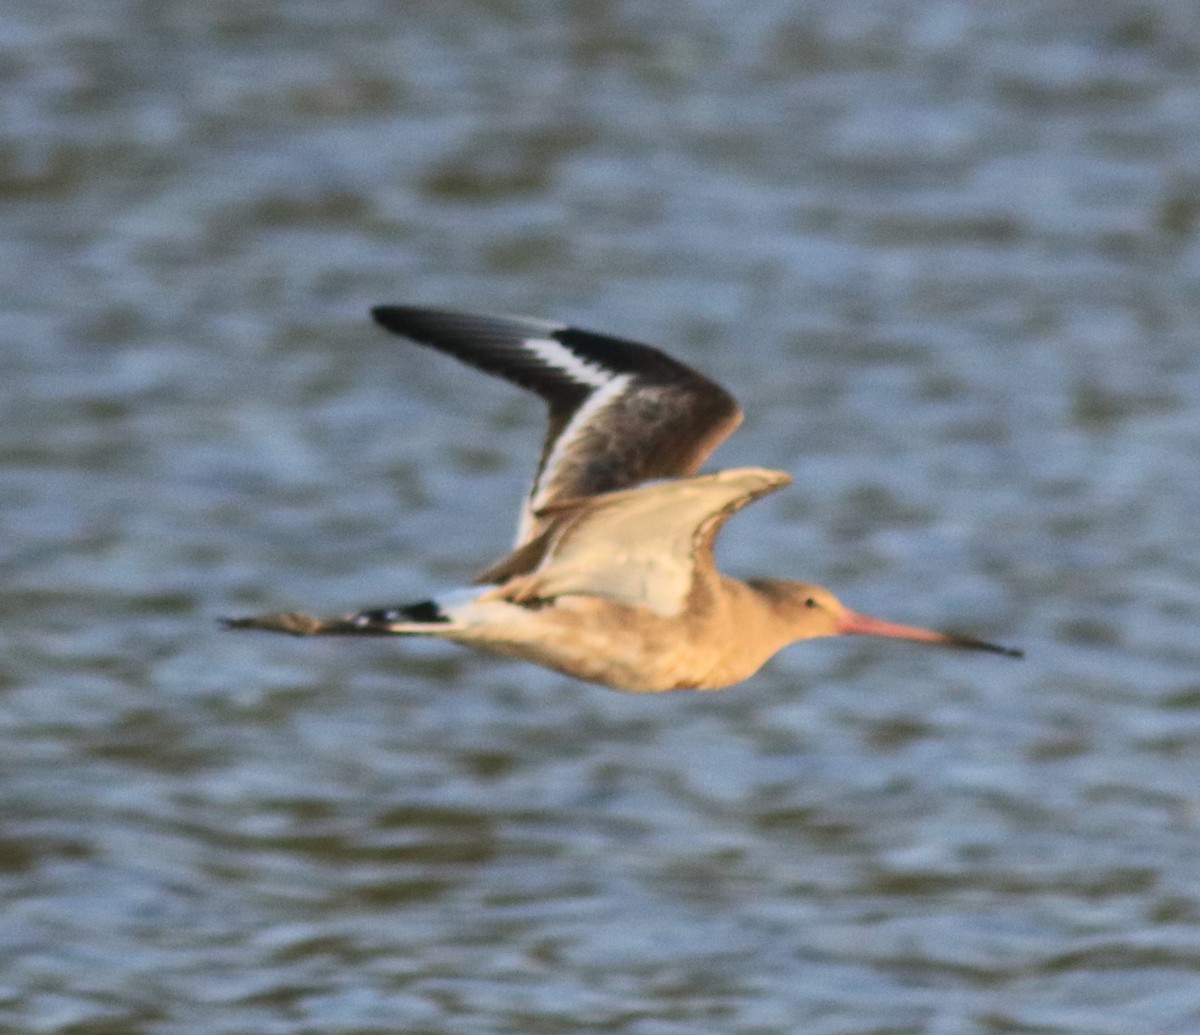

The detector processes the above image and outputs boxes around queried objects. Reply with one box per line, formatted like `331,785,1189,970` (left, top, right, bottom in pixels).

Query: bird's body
225,307,1020,690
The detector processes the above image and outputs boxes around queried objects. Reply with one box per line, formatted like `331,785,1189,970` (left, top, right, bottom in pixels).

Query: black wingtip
357,600,450,625
403,600,449,622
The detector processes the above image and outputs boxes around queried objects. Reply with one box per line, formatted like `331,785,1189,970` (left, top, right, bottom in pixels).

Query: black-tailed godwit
224,307,1021,689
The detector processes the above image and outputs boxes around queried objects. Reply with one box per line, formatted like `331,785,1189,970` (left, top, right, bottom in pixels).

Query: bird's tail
221,598,453,637
219,588,484,637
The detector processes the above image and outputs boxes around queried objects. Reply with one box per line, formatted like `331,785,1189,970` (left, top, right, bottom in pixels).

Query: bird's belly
452,596,759,692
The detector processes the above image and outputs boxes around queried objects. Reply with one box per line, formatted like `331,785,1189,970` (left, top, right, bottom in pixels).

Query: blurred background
4,2,1200,1032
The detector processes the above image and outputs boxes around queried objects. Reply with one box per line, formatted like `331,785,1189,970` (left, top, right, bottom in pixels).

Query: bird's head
751,579,1022,658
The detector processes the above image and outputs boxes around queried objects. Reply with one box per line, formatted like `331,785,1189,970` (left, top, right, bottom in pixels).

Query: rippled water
5,3,1200,1032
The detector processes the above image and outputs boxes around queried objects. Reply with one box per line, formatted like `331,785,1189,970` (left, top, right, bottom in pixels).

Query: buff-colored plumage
225,307,1020,689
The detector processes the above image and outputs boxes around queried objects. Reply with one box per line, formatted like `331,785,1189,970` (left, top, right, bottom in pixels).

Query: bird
223,306,1022,690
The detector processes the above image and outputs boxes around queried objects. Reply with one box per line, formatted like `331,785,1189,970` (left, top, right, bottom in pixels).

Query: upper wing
372,306,743,548
501,468,791,617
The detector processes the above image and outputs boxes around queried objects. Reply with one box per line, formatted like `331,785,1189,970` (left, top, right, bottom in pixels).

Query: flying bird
224,306,1021,690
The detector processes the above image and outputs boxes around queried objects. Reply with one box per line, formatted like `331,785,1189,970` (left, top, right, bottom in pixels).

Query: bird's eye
805,597,818,608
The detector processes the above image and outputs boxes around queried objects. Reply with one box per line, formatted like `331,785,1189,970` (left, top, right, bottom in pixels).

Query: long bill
838,608,1023,659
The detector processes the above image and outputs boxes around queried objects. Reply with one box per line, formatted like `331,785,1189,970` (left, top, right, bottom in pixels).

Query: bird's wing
371,306,743,551
496,467,791,617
